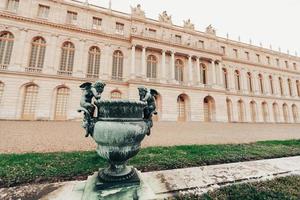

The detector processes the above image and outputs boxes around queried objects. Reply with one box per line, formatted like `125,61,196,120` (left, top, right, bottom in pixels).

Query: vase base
96,167,140,190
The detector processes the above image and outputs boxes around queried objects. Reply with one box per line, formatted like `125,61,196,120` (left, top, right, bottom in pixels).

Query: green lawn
177,176,300,200
1,140,300,188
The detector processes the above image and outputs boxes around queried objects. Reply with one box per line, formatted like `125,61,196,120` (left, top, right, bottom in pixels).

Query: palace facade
0,0,300,123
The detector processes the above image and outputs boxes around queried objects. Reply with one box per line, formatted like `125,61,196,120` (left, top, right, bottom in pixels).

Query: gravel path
0,121,300,153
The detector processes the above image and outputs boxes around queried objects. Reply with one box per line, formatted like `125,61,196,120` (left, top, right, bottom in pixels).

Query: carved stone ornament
206,24,216,35
183,19,195,30
159,11,172,24
78,81,157,189
130,4,145,18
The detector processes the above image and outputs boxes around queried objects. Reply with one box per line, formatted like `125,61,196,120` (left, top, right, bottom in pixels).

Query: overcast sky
85,0,300,55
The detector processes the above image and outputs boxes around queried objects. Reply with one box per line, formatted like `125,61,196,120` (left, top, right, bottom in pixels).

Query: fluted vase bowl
93,100,148,182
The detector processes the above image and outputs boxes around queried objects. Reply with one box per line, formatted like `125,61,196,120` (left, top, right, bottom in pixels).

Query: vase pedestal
81,168,156,200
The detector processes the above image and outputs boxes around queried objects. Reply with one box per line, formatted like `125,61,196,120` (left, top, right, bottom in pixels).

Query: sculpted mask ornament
206,24,216,35
183,19,195,30
159,11,172,24
131,4,145,18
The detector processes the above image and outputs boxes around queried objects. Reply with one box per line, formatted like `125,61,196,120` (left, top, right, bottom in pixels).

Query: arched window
28,37,46,72
262,102,269,123
112,50,123,80
297,80,300,97
283,103,289,123
87,46,101,78
111,90,122,99
147,55,157,79
200,63,207,84
177,94,188,121
287,79,293,96
258,74,264,94
0,32,14,69
0,82,4,104
292,104,299,123
59,42,75,76
234,70,241,91
269,75,274,95
22,84,39,120
272,103,279,123
203,96,216,122
279,77,284,96
222,68,228,89
250,101,257,122
175,59,184,82
247,72,253,93
226,98,233,122
237,99,245,122
54,87,70,120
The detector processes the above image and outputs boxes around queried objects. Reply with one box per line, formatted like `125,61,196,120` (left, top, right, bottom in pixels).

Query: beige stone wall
0,0,300,123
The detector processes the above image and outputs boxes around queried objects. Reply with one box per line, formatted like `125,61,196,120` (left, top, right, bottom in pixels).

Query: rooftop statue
183,19,195,30
159,11,172,24
206,24,216,35
130,4,145,18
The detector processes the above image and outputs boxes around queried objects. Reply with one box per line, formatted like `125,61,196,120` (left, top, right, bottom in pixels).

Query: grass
177,176,300,200
0,139,300,188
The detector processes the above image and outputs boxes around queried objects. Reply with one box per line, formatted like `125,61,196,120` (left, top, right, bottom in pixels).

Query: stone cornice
223,57,300,76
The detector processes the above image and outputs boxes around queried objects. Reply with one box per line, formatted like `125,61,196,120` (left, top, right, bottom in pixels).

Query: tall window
37,4,50,19
285,61,289,68
296,80,300,97
115,22,124,35
175,59,184,82
234,70,241,91
233,49,238,58
237,100,245,122
87,46,101,78
92,17,102,30
147,55,157,79
247,72,253,93
256,54,260,62
7,0,19,12
28,37,46,72
175,35,182,43
59,42,74,76
258,74,264,94
283,103,289,123
273,103,279,123
222,68,228,89
276,58,280,67
287,79,293,96
0,32,14,70
200,63,207,84
112,50,123,80
262,102,269,123
66,11,77,25
54,87,69,120
22,84,39,120
292,104,299,123
111,90,122,99
279,77,284,96
226,98,233,122
269,75,274,95
0,82,4,104
177,95,187,121
250,101,257,122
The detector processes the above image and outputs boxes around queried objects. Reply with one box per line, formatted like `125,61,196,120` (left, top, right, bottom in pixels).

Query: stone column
264,73,270,95
130,45,136,79
253,71,260,95
241,68,248,94
73,39,85,78
170,51,175,82
161,50,166,82
291,78,297,97
217,62,223,87
141,46,146,78
228,66,235,91
196,57,200,85
188,55,193,84
211,60,216,85
10,28,28,71
101,44,111,80
44,34,58,74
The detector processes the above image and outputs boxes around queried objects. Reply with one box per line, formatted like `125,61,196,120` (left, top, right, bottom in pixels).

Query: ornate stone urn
78,81,157,189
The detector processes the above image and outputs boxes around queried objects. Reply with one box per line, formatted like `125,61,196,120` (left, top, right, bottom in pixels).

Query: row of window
0,81,122,120
221,46,298,70
5,0,125,35
222,68,300,97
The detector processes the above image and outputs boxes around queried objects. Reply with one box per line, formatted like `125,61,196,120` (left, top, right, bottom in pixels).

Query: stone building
0,0,300,123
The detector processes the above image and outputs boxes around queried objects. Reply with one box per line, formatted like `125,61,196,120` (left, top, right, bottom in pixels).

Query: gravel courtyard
0,121,300,153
